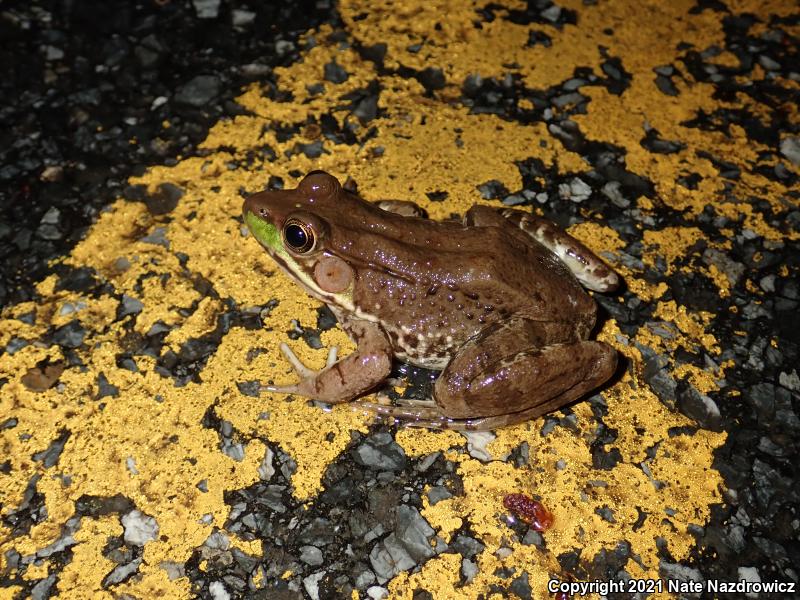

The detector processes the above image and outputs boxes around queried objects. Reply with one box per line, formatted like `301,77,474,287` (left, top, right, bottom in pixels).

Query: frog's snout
242,195,268,221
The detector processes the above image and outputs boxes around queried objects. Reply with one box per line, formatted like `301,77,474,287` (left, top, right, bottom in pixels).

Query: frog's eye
283,218,315,253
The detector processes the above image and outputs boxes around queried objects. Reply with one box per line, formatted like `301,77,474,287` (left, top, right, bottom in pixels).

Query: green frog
242,171,619,430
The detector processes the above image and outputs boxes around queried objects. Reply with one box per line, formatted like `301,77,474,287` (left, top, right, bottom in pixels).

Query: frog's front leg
263,319,392,404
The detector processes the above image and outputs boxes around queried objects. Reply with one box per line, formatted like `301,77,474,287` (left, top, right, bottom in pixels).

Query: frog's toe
353,401,452,426
395,397,437,408
261,381,301,394
278,342,316,378
325,346,338,367
278,342,339,375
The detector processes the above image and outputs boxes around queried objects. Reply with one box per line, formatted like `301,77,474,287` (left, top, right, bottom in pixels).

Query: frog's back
346,212,596,351
424,223,596,322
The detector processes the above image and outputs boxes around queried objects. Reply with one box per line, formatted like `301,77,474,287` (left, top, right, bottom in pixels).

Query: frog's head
243,171,360,303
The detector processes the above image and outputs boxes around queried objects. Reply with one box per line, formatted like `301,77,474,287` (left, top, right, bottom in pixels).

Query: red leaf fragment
503,493,554,532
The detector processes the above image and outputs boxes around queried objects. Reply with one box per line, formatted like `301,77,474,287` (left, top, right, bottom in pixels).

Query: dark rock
780,137,800,166
323,60,349,84
702,248,744,287
144,182,183,215
426,191,448,203
677,385,722,430
395,505,436,562
352,432,407,471
595,505,616,523
175,75,221,107
418,67,446,92
316,305,338,330
476,180,509,200
140,226,170,248
451,534,485,558
521,529,543,547
659,561,704,592
643,355,678,405
752,535,789,563
32,430,71,468
17,310,36,325
96,372,120,399
510,571,532,599
426,486,452,505
52,320,87,348
301,140,325,158
117,295,144,319
1,417,18,430
353,91,379,123
102,557,142,587
641,129,685,154
55,266,101,293
30,574,58,600
76,493,135,517
299,545,324,566
369,534,415,583
236,380,261,398
321,475,363,506
361,43,387,64
299,517,336,546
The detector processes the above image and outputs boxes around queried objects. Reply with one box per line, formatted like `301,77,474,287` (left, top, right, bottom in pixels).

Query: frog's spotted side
243,171,620,430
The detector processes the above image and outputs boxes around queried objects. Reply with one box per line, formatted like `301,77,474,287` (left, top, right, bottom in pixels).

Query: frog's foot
502,210,620,292
261,342,338,394
354,401,484,430
464,205,620,292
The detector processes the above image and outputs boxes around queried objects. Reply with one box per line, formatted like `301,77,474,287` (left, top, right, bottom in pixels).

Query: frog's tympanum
243,171,620,430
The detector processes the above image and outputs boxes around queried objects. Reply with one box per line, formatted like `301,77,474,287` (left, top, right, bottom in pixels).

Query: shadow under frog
242,171,620,430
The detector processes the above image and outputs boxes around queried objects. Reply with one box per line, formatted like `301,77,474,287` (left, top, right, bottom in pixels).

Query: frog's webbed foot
262,342,338,395
502,210,620,292
353,400,490,431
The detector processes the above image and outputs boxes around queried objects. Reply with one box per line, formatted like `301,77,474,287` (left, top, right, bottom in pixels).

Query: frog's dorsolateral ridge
243,171,620,430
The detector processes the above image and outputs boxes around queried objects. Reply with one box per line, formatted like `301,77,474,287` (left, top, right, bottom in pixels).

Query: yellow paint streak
395,429,463,457
54,517,119,599
642,227,703,274
390,396,724,599
653,301,719,355
164,297,223,347
568,222,627,255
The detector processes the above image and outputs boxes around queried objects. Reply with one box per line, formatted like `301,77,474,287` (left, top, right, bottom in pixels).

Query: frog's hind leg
465,205,619,292
356,318,618,431
436,315,616,429
361,340,615,431
354,367,606,432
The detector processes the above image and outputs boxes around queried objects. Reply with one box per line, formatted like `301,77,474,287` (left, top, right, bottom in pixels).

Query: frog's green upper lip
242,193,284,255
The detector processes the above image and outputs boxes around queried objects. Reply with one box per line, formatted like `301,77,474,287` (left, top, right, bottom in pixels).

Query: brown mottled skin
243,171,619,430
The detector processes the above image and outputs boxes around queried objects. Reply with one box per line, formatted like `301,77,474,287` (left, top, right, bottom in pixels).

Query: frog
242,170,620,430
